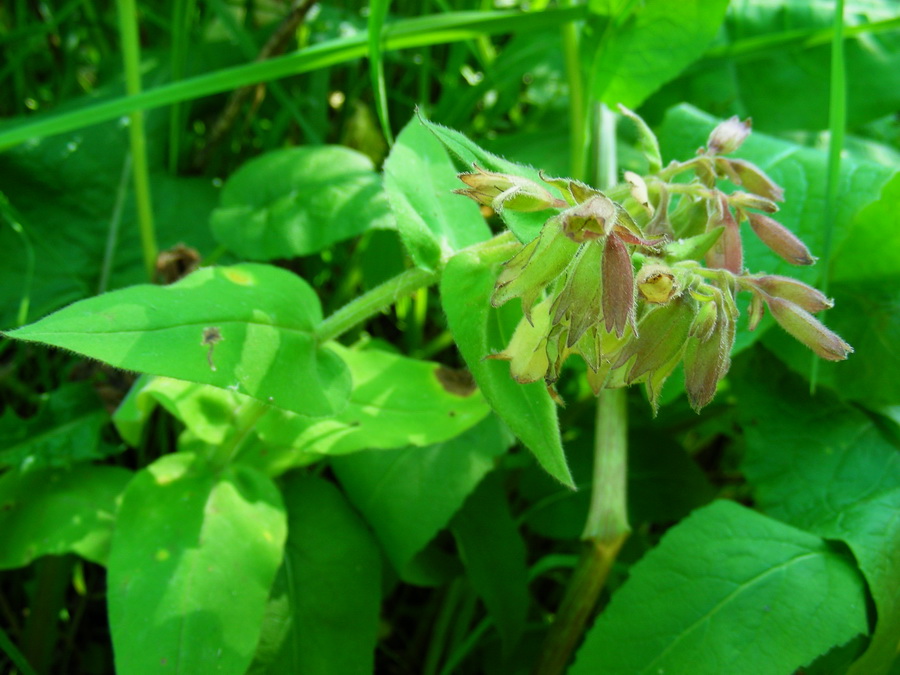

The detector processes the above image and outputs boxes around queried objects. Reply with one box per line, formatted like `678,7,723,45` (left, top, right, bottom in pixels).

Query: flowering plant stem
532,104,631,675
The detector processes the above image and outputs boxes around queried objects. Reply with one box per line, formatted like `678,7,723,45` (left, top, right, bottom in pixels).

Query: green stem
561,0,586,181
315,267,439,343
117,0,158,280
209,398,270,469
582,387,630,541
811,0,845,394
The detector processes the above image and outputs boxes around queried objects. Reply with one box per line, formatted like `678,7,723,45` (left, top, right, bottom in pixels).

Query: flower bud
765,296,853,361
684,311,735,412
747,213,816,266
748,275,832,312
492,219,580,322
689,300,718,341
645,184,674,238
729,191,779,214
559,195,617,242
456,163,560,213
747,291,765,331
552,243,603,346
706,116,752,156
705,192,743,274
614,298,694,382
603,234,636,338
637,263,678,304
488,298,553,383
725,159,785,202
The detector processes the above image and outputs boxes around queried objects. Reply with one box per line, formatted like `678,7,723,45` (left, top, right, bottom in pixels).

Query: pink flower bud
705,193,743,274
726,159,785,202
729,191,779,214
684,312,735,412
747,213,816,266
765,296,853,361
706,116,752,156
749,275,832,312
603,234,636,338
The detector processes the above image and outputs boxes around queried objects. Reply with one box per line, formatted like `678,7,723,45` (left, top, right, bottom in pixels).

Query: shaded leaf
734,352,900,675
0,382,114,471
249,475,380,675
211,147,394,260
451,473,528,654
108,453,286,675
0,465,132,568
331,416,511,583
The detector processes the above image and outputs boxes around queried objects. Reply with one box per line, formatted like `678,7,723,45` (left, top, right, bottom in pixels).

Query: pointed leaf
5,264,352,418
331,416,511,582
571,501,868,675
384,117,490,270
441,249,574,487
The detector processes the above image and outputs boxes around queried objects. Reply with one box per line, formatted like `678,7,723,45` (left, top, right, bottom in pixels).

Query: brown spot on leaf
435,367,477,397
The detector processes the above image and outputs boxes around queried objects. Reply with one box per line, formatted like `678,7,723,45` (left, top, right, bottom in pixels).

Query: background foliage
1,1,899,674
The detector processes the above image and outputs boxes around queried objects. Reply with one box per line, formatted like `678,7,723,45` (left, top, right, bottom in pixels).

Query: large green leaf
383,116,491,270
0,382,115,471
451,472,528,654
248,475,380,675
764,172,900,407
586,0,730,109
417,113,556,244
647,0,900,132
441,248,573,488
331,415,511,582
0,119,218,329
571,500,869,675
107,453,286,675
210,146,394,261
734,352,900,675
0,465,132,568
6,263,352,418
113,343,490,474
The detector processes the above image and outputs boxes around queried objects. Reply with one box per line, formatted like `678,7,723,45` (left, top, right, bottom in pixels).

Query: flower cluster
455,109,852,412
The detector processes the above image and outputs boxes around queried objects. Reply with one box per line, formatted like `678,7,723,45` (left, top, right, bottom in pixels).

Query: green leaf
451,472,528,654
0,465,132,568
0,382,114,471
210,147,394,261
0,120,217,329
331,415,511,583
733,352,900,675
249,475,380,675
383,116,491,270
6,263,352,418
113,342,491,474
441,249,573,488
649,1,900,132
417,113,555,244
769,172,900,408
108,453,286,675
571,500,869,675
585,0,729,109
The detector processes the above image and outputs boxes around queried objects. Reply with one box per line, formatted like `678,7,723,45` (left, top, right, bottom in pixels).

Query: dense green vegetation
1,1,899,674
